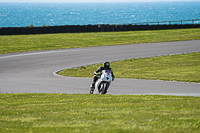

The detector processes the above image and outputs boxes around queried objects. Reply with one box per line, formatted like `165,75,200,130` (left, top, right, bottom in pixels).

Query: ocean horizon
0,1,200,27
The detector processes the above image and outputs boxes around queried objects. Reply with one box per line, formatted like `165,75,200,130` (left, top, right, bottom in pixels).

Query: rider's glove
94,72,101,76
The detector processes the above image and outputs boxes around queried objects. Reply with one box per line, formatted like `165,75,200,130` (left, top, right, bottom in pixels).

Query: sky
0,0,199,3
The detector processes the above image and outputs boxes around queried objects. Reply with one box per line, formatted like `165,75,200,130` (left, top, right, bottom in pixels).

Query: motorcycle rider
90,61,115,91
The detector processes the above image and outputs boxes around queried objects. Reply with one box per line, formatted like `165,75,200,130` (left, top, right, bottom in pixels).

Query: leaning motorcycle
90,70,113,94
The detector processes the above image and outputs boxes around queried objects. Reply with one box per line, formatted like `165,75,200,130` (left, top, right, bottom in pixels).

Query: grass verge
0,28,200,54
0,93,200,133
58,52,200,83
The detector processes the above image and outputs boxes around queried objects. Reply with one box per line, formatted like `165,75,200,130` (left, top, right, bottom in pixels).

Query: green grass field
58,52,200,83
1,29,200,132
0,94,200,133
0,28,200,54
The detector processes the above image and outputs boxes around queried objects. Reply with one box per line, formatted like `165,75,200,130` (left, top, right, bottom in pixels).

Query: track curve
0,40,200,96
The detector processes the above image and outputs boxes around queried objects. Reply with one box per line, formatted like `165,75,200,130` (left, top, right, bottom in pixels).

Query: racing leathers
90,66,115,90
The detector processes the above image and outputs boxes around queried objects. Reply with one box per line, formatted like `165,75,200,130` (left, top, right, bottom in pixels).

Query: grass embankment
58,52,200,83
0,94,200,133
0,28,200,54
1,29,200,132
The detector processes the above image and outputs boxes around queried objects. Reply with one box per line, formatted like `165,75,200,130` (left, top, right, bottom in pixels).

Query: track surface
0,40,200,96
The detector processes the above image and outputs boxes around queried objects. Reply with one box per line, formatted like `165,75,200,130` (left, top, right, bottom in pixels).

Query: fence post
132,25,138,31
7,28,14,35
99,25,105,32
58,26,63,33
104,24,109,32
109,25,115,32
37,27,42,34
0,28,7,35
86,25,92,32
77,25,81,32
80,25,86,32
93,25,99,32
42,27,48,34
53,26,59,33
127,24,133,31
63,25,70,33
116,25,122,31
13,27,19,35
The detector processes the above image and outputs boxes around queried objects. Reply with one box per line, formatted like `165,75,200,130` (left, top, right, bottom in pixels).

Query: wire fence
134,19,200,25
0,19,200,35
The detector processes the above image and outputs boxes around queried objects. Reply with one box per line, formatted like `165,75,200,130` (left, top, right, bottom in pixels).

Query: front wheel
99,83,108,94
90,90,93,94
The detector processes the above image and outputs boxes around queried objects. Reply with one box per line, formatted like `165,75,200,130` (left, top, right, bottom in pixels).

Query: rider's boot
90,82,95,94
90,82,95,90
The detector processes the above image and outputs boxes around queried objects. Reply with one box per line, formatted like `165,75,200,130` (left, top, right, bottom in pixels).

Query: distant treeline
0,24,200,35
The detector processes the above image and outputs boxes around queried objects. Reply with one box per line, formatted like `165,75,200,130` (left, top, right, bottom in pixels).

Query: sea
0,1,200,28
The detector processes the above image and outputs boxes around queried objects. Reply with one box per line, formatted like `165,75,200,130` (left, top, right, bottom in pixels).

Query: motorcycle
90,70,113,94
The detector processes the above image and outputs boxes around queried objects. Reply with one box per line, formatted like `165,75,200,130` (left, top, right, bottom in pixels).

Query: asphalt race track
0,40,200,96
